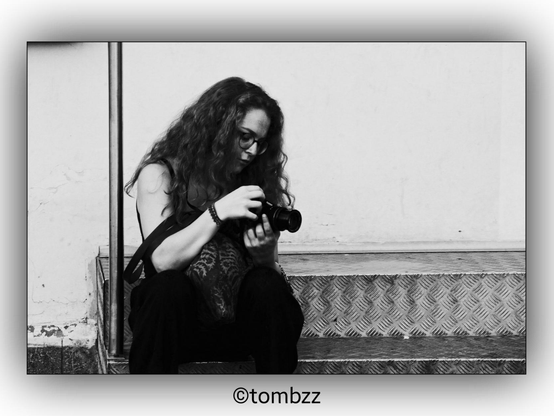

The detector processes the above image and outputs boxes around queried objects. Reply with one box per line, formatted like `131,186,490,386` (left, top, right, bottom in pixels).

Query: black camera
257,201,302,233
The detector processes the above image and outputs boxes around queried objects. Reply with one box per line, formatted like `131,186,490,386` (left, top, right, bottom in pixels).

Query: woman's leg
128,270,198,374
236,266,305,374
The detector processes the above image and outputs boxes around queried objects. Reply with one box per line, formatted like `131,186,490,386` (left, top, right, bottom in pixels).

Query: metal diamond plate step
278,251,525,275
294,272,525,338
106,336,525,374
98,251,526,354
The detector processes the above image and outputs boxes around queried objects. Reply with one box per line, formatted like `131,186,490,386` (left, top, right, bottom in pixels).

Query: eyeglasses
238,132,268,155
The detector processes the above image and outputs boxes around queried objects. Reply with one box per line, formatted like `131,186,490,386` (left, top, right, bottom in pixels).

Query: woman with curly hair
124,77,304,374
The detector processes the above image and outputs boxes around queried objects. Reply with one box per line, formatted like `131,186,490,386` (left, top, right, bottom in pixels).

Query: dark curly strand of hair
125,77,294,224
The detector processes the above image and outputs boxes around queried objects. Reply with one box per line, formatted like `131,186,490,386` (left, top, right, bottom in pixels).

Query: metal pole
108,42,124,356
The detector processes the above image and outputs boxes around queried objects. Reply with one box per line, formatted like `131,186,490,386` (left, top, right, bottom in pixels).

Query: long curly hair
125,77,294,223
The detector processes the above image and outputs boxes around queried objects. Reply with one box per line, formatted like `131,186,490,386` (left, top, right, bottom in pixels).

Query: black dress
127,161,304,374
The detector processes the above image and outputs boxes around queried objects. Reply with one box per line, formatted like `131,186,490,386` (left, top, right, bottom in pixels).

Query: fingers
243,225,266,248
243,215,280,266
247,199,262,211
256,222,266,238
244,208,259,222
249,215,270,239
243,227,254,248
243,225,275,255
261,214,273,235
243,185,265,201
243,186,263,220
219,186,265,221
245,215,276,241
245,222,265,240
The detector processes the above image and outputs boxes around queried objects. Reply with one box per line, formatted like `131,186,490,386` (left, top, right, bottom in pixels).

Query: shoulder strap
123,215,177,284
122,210,202,284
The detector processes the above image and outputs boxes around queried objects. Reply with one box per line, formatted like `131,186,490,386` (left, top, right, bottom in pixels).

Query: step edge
99,245,526,257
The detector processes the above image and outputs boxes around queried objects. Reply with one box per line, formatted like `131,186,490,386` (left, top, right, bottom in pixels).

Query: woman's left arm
243,214,281,273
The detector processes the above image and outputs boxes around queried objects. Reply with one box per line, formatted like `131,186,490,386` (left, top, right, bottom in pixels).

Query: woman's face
234,108,271,173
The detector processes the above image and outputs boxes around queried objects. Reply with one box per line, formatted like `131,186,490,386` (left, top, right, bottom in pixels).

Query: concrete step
97,250,526,374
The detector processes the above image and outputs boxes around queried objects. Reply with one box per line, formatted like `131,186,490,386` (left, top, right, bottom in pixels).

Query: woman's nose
245,142,258,156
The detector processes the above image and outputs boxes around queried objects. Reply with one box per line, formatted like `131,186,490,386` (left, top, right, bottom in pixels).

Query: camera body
257,201,302,233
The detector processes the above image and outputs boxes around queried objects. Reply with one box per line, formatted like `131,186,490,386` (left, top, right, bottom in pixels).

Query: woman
124,77,304,374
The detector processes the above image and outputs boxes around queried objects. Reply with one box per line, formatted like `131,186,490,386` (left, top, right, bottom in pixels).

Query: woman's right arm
136,163,264,273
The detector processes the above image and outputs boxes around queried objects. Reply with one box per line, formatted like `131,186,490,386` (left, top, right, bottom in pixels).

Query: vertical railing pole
108,42,124,357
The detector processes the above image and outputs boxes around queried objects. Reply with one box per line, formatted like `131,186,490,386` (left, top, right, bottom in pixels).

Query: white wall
26,42,525,332
123,43,525,251
28,43,108,329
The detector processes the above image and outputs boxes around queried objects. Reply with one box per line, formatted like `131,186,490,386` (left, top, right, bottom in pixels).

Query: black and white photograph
27,41,525,376
11,1,553,412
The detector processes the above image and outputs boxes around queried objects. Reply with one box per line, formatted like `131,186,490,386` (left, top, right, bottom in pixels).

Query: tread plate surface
107,336,525,374
99,251,526,374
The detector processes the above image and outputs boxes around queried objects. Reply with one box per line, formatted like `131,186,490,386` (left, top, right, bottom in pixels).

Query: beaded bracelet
208,204,223,227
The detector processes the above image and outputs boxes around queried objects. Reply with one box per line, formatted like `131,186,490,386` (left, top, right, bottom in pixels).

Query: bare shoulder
137,162,171,195
136,162,173,229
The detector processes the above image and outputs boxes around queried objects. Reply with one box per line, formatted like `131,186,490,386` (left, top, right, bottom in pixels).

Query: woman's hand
244,214,280,267
214,185,265,222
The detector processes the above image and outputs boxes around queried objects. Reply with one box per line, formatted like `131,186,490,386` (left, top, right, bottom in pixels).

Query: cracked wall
28,43,109,330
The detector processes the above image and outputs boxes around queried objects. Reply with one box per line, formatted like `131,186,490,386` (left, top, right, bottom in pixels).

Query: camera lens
274,207,302,233
260,201,302,233
286,210,302,233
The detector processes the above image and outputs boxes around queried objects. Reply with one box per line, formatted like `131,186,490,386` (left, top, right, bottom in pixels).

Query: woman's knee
239,266,304,330
241,266,289,299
